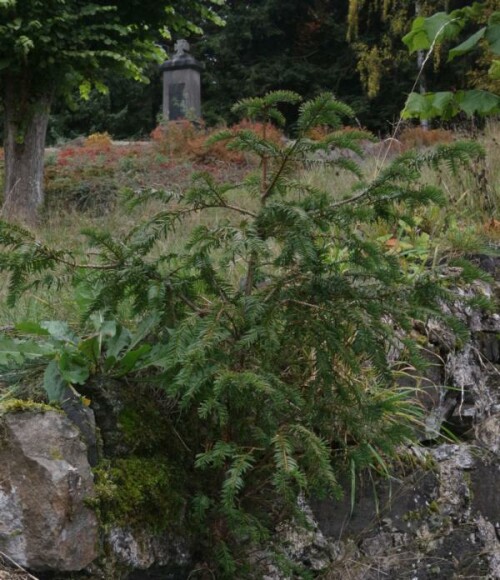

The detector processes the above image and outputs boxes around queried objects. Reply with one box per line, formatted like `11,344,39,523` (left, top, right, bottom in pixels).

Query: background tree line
39,0,499,142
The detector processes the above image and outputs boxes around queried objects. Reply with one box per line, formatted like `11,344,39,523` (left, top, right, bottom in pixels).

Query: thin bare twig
374,17,461,175
49,254,119,271
0,551,40,580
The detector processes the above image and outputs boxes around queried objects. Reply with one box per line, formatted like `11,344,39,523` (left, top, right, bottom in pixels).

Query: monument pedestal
161,40,203,121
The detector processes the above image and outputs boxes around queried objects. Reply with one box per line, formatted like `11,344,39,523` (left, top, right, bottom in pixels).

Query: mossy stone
92,457,184,532
0,398,58,415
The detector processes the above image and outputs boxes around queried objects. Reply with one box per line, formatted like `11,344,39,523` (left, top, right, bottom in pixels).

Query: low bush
150,118,284,166
150,119,200,157
44,157,118,214
399,126,455,150
84,131,113,151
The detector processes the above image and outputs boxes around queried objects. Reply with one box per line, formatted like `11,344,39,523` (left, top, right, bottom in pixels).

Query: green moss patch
91,457,184,531
118,402,170,454
0,398,57,415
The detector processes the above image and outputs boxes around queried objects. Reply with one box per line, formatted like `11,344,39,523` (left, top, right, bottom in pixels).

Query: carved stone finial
174,39,190,57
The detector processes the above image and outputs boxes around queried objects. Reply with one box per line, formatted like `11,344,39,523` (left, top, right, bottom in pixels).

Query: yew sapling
0,92,486,576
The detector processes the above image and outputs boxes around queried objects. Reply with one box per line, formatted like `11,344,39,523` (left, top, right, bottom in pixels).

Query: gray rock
108,527,191,571
60,386,98,466
470,460,500,525
476,330,500,363
431,443,475,467
476,414,500,456
476,516,500,578
275,498,334,571
0,410,98,571
360,532,393,557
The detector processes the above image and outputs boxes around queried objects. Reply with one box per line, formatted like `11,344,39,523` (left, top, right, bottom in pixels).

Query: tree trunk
2,76,53,224
415,1,429,131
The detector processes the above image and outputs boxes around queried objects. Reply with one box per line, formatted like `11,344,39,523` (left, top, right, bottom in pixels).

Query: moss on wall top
0,398,58,415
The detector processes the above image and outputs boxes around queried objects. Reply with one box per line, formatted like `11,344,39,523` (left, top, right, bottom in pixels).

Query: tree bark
2,76,53,224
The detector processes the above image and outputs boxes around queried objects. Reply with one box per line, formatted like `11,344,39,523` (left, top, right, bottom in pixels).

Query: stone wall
300,261,500,579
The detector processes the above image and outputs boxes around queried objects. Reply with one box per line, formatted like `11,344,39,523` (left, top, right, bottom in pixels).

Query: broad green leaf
59,351,90,385
486,22,500,55
402,92,432,119
403,13,463,53
103,355,117,372
100,320,118,338
43,359,67,402
430,91,459,120
41,320,77,343
15,321,50,336
114,345,152,376
105,324,131,358
0,337,52,365
404,89,500,120
457,90,500,116
90,311,105,332
74,281,98,313
403,16,432,53
78,335,100,363
448,27,486,61
424,12,462,45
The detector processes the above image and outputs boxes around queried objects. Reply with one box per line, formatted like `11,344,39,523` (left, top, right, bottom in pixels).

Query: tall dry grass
0,120,498,327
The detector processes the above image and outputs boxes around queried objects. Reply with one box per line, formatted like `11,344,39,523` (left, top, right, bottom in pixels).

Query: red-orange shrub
151,120,201,157
188,134,246,165
399,127,454,150
150,119,284,165
306,125,370,141
84,132,113,151
191,120,284,165
231,120,284,145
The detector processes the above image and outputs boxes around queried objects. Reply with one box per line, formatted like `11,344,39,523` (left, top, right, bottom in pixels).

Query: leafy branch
402,6,500,120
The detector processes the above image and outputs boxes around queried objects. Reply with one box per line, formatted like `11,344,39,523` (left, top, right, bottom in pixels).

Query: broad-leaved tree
0,0,224,223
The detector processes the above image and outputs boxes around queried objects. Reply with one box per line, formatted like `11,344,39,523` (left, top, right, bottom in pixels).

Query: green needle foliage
0,92,486,576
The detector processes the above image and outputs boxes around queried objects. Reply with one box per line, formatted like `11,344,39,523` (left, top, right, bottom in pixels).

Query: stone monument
160,40,203,121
